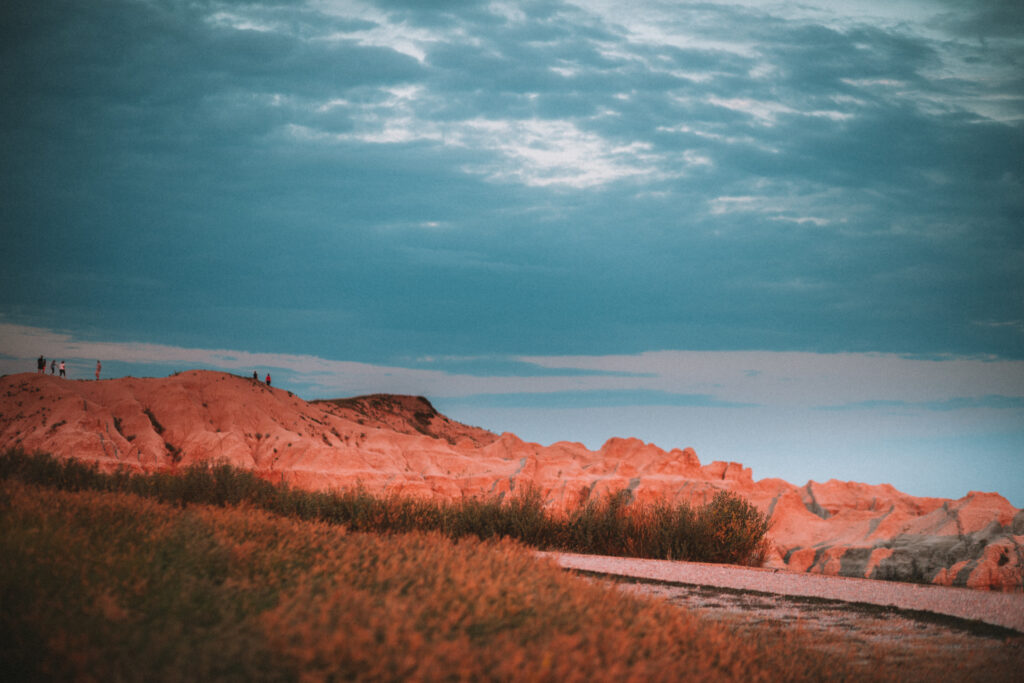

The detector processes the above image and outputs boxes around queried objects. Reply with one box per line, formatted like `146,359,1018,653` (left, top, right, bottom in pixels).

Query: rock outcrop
2,370,1021,591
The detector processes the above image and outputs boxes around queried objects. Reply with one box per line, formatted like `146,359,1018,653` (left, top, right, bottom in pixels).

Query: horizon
1,2,1022,507
4,362,1023,505
3,340,1023,507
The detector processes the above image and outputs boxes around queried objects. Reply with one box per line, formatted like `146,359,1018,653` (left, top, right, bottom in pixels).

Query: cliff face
2,370,1021,591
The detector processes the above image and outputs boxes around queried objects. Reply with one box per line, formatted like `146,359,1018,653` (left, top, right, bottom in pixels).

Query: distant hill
2,369,1021,591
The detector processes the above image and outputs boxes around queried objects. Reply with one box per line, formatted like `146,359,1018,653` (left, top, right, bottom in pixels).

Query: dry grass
0,479,851,681
0,449,770,566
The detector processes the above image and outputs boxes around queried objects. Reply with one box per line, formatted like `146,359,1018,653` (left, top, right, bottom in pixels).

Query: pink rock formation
2,370,1021,591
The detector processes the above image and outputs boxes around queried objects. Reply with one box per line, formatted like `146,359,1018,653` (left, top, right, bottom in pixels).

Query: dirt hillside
2,370,1021,591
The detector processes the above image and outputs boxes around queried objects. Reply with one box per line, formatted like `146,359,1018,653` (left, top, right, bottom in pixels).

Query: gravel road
542,552,1024,633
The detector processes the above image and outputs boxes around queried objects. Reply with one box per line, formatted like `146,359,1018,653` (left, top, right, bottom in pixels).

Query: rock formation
2,370,1021,591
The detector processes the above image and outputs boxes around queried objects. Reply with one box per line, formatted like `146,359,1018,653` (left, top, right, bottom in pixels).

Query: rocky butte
2,370,1021,591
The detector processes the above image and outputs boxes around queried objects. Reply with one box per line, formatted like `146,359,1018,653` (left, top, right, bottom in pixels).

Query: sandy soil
614,581,1024,681
544,552,1024,680
543,552,1024,632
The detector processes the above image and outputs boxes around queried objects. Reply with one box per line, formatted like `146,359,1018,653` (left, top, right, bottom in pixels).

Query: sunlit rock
2,369,1020,591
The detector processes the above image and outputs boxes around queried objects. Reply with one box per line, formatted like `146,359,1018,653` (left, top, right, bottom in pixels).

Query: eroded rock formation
2,370,1021,591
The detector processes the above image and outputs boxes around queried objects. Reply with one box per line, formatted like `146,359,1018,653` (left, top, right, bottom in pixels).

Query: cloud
1,0,1023,371
5,323,1023,411
933,0,1024,40
821,396,1024,413
515,350,1024,408
455,118,667,187
440,389,759,410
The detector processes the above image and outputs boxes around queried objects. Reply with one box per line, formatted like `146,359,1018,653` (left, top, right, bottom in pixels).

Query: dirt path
542,552,1024,633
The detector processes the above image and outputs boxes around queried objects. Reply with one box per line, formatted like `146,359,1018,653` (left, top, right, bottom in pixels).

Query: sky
1,1,1023,505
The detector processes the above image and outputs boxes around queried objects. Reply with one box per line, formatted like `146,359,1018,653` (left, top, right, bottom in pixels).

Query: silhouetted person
37,355,46,374
95,360,101,380
253,371,259,381
50,360,56,375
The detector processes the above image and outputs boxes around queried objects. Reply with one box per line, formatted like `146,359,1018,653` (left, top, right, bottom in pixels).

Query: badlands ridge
2,370,1021,591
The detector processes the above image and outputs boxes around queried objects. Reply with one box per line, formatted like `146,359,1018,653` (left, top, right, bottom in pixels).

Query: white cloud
457,118,665,188
708,97,853,126
515,350,1024,409
570,0,759,57
974,320,1024,334
315,0,442,64
289,82,672,188
549,65,579,78
5,324,1022,412
708,96,796,126
708,195,758,215
657,122,772,152
206,11,279,33
706,189,855,227
768,215,831,227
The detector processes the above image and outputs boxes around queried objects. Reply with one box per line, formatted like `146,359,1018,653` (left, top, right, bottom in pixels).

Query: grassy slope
1,479,842,682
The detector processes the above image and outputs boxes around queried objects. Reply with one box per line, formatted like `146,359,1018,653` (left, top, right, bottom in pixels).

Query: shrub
0,448,110,493
695,490,773,566
0,450,771,566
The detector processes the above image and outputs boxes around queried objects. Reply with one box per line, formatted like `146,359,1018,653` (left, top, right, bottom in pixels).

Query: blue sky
2,1,1022,504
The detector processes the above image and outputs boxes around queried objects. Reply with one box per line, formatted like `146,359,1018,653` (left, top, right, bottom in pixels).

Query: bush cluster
0,448,770,566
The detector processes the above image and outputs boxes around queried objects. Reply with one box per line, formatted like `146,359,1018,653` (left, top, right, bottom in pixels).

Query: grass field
4,452,1020,680
1,477,843,681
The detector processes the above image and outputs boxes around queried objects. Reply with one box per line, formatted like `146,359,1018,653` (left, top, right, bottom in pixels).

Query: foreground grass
0,479,840,681
0,449,770,566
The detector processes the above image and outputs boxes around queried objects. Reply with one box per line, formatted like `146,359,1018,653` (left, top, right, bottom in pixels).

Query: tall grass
0,478,840,681
0,448,770,566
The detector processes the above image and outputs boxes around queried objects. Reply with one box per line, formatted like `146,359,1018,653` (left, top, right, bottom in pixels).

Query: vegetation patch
0,449,770,566
142,409,164,435
164,441,182,463
0,478,838,681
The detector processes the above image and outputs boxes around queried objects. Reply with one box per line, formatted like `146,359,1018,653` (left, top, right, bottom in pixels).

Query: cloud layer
2,2,1022,503
2,0,1022,362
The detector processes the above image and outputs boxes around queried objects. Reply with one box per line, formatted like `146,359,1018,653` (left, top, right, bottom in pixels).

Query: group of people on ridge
36,356,102,380
37,356,66,377
34,357,272,386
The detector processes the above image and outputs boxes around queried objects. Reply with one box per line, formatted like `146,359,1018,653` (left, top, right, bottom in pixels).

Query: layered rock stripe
2,370,1021,591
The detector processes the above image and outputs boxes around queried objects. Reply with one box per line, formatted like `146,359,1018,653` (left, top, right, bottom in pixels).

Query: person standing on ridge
95,360,101,380
37,355,46,374
59,361,66,378
50,359,56,375
265,373,271,386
